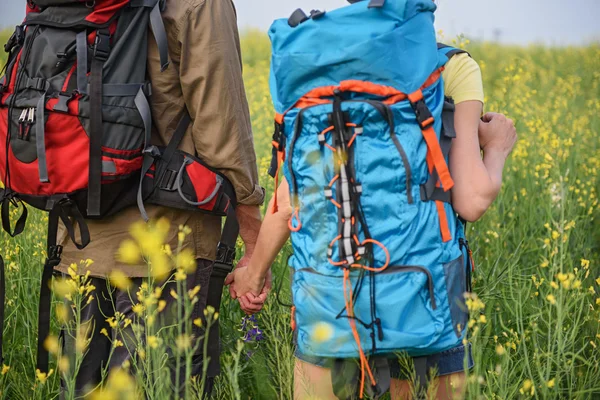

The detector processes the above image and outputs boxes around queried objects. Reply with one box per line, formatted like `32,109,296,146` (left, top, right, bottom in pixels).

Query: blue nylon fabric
270,0,468,359
269,0,438,113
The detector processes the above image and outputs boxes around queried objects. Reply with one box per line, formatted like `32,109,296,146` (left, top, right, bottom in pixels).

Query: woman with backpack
227,1,517,398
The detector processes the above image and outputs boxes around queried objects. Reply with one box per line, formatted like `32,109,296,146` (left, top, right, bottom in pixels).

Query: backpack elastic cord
205,201,239,377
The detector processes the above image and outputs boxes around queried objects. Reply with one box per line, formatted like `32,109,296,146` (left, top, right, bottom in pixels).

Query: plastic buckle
272,121,285,151
309,9,326,19
52,92,75,113
288,9,309,27
48,245,63,261
4,25,24,53
93,31,111,61
143,145,161,158
410,99,434,130
215,242,236,266
158,169,178,191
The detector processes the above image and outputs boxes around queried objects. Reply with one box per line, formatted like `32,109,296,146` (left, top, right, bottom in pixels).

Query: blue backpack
269,0,475,396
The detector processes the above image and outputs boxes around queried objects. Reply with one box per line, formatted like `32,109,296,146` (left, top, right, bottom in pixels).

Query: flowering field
0,30,599,399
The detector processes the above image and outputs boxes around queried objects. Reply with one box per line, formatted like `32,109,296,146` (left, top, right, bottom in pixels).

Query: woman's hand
478,112,517,157
225,266,272,314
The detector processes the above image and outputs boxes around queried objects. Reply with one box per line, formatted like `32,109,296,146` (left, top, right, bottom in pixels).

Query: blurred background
0,0,599,46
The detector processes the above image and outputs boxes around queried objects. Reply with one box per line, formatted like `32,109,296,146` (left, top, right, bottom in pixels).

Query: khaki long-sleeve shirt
57,0,264,277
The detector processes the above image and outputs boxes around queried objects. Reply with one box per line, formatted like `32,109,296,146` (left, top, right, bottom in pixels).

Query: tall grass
1,29,599,399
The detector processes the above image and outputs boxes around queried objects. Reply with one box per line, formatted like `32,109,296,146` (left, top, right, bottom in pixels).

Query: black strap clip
157,168,178,191
52,92,75,113
215,242,236,267
268,121,285,178
4,25,25,53
48,245,63,262
410,98,434,130
288,9,309,27
93,31,111,61
143,145,161,159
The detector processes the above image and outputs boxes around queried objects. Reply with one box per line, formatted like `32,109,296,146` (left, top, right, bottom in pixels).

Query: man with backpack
0,0,263,397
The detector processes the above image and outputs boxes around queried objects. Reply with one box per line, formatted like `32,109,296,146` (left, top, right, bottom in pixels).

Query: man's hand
478,112,518,157
235,205,262,269
225,266,272,315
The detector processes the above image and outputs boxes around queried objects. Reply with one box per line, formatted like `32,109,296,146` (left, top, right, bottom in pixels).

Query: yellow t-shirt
441,53,484,105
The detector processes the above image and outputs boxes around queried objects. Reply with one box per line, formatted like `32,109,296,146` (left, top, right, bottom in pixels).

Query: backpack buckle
157,168,178,191
4,25,25,53
52,92,75,113
215,242,236,266
93,31,111,61
410,99,434,130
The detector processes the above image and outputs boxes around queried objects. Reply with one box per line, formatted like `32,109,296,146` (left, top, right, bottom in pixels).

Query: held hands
224,265,272,315
478,112,518,157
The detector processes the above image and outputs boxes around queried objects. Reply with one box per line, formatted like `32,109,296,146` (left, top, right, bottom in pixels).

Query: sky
0,0,599,46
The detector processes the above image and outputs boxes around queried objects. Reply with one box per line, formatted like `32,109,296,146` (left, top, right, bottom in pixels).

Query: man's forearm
236,204,262,255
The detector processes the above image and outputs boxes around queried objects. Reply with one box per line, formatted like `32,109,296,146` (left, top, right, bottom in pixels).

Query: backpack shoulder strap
437,42,470,62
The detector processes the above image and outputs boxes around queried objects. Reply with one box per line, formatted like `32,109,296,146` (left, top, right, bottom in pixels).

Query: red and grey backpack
0,0,238,377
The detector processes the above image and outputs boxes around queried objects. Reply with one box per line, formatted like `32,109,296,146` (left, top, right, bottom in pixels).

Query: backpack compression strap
37,198,90,374
419,44,470,205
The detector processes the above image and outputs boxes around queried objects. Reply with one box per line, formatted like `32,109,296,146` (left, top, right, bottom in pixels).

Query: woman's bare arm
450,101,517,222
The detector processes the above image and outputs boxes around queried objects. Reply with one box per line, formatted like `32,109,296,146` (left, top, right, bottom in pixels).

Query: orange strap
343,270,376,398
290,306,297,331
425,152,452,242
277,68,445,123
271,141,285,214
421,126,454,191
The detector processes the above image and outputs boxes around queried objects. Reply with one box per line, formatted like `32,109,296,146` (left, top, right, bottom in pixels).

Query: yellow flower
109,270,132,291
132,303,145,316
44,335,59,355
176,248,197,273
174,268,187,282
546,378,555,388
188,285,201,300
157,300,167,313
581,259,590,269
52,279,77,300
495,345,505,355
147,335,160,349
1,364,9,375
550,281,559,289
176,334,192,352
55,303,69,324
100,328,109,337
113,340,124,348
193,318,203,328
519,379,535,396
551,231,560,240
36,368,54,384
170,289,179,300
116,239,141,264
546,294,556,305
478,315,487,324
58,356,70,373
312,322,334,343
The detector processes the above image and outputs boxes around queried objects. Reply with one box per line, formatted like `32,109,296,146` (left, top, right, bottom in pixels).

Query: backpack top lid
268,0,439,114
25,0,136,29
